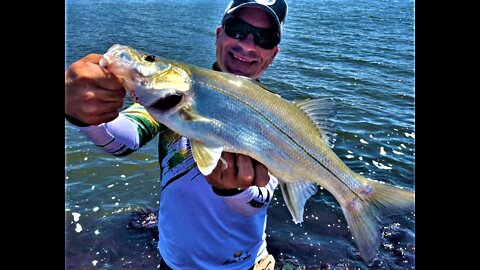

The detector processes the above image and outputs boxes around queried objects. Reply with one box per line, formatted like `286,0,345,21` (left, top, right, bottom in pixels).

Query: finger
68,55,123,91
99,99,125,113
253,162,269,187
203,174,216,186
219,156,228,170
221,152,237,179
236,154,254,186
88,62,124,91
73,107,120,126
205,162,223,186
103,88,126,102
95,111,121,125
78,99,122,118
87,86,126,102
82,53,103,64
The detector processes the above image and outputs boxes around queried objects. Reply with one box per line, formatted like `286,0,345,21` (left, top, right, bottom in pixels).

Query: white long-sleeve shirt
75,105,278,269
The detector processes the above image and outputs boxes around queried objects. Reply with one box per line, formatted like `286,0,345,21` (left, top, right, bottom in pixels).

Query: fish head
100,44,194,124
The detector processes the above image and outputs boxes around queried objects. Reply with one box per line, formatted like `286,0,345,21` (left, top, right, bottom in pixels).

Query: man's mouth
230,52,257,64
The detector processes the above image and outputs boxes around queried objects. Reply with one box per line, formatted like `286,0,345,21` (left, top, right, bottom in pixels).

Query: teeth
233,54,252,63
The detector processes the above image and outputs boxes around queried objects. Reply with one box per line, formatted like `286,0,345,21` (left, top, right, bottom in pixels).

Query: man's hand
205,153,269,190
65,54,125,125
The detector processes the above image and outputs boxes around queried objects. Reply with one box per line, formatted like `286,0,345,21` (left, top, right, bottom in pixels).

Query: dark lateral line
197,78,362,199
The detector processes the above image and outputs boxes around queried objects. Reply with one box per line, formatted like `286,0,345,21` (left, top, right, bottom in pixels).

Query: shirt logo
222,251,251,265
248,186,271,208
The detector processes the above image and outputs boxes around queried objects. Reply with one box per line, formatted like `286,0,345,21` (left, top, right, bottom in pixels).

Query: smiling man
65,0,288,269
215,1,285,80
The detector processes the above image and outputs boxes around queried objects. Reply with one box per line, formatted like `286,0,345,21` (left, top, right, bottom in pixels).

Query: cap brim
224,3,282,35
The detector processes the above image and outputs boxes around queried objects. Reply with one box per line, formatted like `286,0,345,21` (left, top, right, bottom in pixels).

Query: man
65,0,288,269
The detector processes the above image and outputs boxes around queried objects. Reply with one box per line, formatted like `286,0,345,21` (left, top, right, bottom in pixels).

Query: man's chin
225,64,257,78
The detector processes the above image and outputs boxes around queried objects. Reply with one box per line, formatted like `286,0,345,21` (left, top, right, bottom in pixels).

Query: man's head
215,0,288,80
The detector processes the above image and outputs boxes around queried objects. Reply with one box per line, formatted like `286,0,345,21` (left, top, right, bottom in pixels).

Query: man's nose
239,33,256,50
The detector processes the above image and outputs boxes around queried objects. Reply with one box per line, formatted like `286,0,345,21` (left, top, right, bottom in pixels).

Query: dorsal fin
294,97,337,148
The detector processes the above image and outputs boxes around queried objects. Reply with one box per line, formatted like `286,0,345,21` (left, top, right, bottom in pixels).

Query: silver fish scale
191,75,361,194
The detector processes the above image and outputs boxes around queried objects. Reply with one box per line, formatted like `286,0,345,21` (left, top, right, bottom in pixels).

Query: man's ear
273,47,279,58
270,47,279,63
215,26,222,41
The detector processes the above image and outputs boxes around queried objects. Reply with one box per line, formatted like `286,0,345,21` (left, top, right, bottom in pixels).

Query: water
65,0,415,269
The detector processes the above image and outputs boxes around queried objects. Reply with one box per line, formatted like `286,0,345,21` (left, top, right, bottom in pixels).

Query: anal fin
280,181,318,224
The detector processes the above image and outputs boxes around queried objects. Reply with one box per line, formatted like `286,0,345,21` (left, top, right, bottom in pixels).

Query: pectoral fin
191,140,223,175
280,181,318,224
181,107,213,122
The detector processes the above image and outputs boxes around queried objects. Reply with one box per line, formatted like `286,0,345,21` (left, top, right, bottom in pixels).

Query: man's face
216,8,279,80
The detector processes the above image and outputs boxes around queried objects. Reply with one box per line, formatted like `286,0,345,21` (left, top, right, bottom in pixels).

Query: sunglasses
223,17,280,50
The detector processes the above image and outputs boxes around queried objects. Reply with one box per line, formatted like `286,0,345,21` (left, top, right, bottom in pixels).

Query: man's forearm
75,113,140,156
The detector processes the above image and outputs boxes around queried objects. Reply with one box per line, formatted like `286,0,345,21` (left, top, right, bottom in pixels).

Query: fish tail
340,176,415,263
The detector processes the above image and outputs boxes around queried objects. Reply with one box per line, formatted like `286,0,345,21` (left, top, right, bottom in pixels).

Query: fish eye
144,55,156,62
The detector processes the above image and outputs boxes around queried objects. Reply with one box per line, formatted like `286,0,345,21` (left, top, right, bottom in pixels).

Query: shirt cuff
218,175,278,216
211,186,245,196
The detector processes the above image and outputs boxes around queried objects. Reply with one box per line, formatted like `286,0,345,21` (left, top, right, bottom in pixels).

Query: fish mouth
150,94,183,112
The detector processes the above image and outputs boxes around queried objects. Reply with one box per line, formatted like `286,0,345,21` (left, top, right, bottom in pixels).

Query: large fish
100,44,415,263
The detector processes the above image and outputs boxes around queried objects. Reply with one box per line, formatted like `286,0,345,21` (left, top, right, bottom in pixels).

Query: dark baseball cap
222,0,288,36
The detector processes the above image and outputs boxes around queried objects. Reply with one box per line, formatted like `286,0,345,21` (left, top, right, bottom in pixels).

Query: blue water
65,0,415,269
